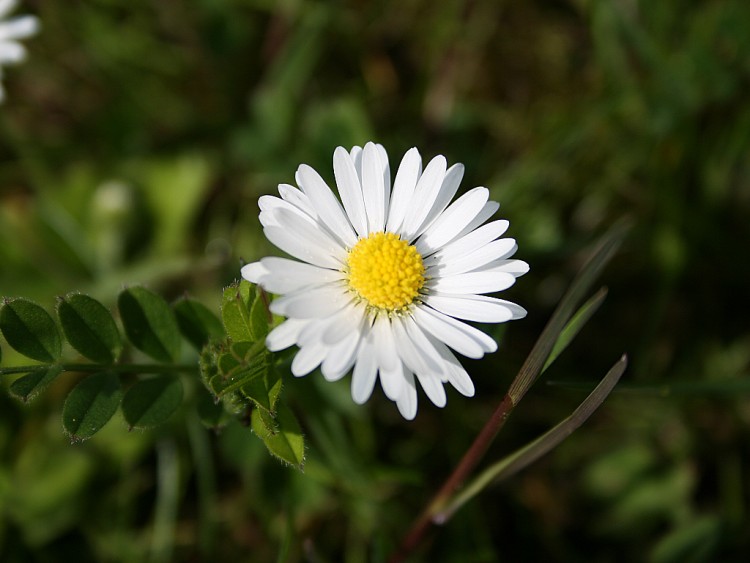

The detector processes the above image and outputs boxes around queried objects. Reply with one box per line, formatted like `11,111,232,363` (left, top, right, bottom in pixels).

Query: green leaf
251,401,305,469
436,355,628,522
173,297,225,350
0,298,62,363
118,286,181,362
57,293,122,363
249,289,270,341
121,375,184,430
221,280,261,342
241,365,282,413
542,287,608,374
209,341,268,397
9,365,64,403
63,372,123,442
508,220,630,404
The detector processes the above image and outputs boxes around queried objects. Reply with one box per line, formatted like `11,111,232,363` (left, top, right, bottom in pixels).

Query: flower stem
388,393,515,562
389,221,630,561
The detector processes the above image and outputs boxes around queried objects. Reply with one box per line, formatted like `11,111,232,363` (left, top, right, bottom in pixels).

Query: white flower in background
0,0,39,103
242,142,528,419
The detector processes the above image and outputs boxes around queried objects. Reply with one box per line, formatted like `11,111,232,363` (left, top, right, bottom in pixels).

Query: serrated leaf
249,289,270,340
241,364,282,413
251,401,305,469
63,372,123,441
173,298,224,350
9,365,64,403
210,341,268,397
221,283,253,342
118,286,181,362
0,298,61,362
121,375,184,430
57,293,122,363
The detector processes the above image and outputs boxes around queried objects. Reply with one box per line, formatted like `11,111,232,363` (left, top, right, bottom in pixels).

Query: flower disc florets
346,232,425,312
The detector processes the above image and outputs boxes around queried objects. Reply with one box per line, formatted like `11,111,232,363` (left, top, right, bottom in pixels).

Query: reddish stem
388,393,515,562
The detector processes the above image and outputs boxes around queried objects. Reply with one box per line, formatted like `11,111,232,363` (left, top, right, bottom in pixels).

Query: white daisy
0,0,39,103
242,142,528,420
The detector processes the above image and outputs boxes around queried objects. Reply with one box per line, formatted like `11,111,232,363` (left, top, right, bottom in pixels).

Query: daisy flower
0,0,39,103
242,142,528,420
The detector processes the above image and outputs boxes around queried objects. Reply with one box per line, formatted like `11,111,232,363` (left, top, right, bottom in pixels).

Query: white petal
416,187,489,255
269,284,349,319
291,341,328,376
427,220,510,264
351,325,378,404
427,271,516,295
278,183,317,218
372,314,398,373
429,239,517,277
0,15,39,41
350,146,363,179
415,372,447,408
297,314,339,347
395,371,418,420
425,294,517,323
258,195,316,228
386,147,421,233
391,315,445,376
333,147,368,238
412,305,497,358
424,335,475,397
400,155,447,240
240,261,268,284
296,164,358,247
375,144,391,200
321,330,361,382
242,257,343,294
438,294,526,323
0,1,16,19
322,301,366,345
361,142,387,233
472,258,530,279
263,206,346,267
379,358,404,401
0,41,25,63
452,201,500,241
408,163,464,240
265,318,308,351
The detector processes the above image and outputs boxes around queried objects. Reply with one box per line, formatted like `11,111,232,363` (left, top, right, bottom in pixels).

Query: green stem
0,363,199,376
388,221,631,562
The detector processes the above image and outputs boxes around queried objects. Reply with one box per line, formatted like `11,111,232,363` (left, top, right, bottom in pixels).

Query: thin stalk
389,221,630,562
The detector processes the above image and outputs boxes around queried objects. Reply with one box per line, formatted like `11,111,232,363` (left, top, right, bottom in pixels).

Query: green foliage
199,279,302,467
57,293,122,363
173,297,225,350
9,365,64,403
0,298,62,363
118,287,181,363
251,401,305,469
220,280,269,343
0,289,222,442
121,375,184,430
62,372,123,442
2,0,750,559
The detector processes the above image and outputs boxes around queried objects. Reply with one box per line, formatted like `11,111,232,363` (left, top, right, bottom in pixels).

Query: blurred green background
1,0,749,561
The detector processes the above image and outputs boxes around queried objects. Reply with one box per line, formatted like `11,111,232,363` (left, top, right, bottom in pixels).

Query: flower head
0,0,39,103
242,142,528,419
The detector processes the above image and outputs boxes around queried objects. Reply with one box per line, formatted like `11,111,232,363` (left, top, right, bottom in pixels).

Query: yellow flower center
346,232,425,312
